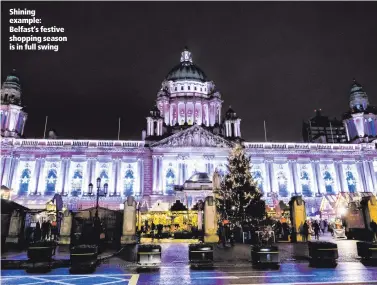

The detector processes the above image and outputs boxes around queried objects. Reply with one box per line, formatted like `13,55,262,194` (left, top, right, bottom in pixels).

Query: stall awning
10,195,54,210
1,198,29,214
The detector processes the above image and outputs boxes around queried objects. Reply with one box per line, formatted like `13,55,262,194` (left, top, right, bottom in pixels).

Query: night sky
1,1,377,142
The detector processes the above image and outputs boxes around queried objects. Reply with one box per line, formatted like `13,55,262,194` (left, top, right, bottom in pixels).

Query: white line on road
29,277,72,285
193,274,315,280
93,279,130,285
1,274,134,278
235,280,377,285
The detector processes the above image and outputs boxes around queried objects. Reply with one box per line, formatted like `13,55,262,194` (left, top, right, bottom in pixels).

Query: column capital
176,154,189,161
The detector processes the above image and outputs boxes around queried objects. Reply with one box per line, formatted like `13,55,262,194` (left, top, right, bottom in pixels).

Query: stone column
5,210,23,244
9,157,20,191
63,158,71,195
157,156,163,193
204,196,219,243
288,160,297,195
109,159,117,195
368,161,377,193
338,162,348,193
37,158,46,194
293,161,301,195
31,158,41,194
311,160,320,196
138,158,144,195
112,158,118,195
152,155,157,193
356,161,366,192
177,162,182,185
1,156,11,186
121,196,137,245
117,159,122,195
315,161,325,196
334,161,343,193
264,160,271,195
59,211,72,245
362,161,374,193
58,158,67,194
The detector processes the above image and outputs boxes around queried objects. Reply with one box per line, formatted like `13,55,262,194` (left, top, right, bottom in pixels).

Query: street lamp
88,177,108,219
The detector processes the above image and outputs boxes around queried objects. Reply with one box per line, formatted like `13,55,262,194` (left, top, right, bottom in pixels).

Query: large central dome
165,48,208,82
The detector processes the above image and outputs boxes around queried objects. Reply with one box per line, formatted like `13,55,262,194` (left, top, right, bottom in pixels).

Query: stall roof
1,198,29,214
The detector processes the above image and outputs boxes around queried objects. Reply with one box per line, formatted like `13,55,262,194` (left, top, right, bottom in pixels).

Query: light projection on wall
98,163,110,188
277,171,288,197
343,165,358,193
346,171,357,193
124,164,135,197
323,171,335,194
45,163,58,195
71,163,83,197
165,163,176,195
215,163,226,177
251,165,264,194
19,163,32,195
300,169,313,197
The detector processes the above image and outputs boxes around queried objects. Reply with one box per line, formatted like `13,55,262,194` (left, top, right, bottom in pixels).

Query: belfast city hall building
1,48,377,217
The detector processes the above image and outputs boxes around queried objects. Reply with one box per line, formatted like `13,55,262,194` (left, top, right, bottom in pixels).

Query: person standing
34,221,41,241
313,221,320,240
302,221,309,242
151,222,156,242
320,219,325,235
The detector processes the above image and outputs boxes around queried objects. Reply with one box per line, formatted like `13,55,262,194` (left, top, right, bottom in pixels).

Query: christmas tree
216,144,265,222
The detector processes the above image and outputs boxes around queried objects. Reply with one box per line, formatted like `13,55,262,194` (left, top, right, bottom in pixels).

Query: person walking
320,219,325,235
34,221,41,242
302,221,309,242
313,221,320,240
151,222,156,242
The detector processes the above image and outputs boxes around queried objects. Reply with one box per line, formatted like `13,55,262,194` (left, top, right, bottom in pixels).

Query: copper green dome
165,48,208,82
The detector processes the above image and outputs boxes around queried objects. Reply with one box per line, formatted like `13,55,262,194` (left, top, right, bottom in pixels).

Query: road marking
93,280,130,285
235,281,377,285
128,275,140,285
29,277,72,285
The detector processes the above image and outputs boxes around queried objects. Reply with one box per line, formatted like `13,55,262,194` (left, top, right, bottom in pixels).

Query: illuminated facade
1,49,377,213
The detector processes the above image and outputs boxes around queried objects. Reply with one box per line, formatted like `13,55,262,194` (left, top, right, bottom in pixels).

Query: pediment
151,125,233,148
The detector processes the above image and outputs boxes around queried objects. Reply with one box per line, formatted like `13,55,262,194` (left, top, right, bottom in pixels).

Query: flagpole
330,121,334,143
43,116,48,139
264,120,267,142
117,117,121,140
309,120,312,141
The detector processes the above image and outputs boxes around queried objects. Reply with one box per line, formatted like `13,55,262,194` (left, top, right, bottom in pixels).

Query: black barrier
308,241,338,267
70,245,98,273
137,244,161,267
250,245,280,268
189,243,213,266
27,240,57,271
357,241,377,260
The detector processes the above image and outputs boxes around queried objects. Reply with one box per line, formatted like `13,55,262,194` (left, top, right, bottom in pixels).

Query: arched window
300,171,313,197
98,165,109,188
45,164,58,195
323,171,335,194
369,118,376,136
277,172,288,197
124,169,134,197
19,166,31,195
71,164,83,197
346,171,357,193
165,168,176,195
251,170,264,194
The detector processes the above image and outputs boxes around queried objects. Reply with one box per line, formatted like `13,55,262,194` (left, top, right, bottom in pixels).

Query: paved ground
2,262,377,284
2,233,377,284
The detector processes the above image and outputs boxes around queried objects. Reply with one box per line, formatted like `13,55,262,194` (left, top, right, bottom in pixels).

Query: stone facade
1,134,376,212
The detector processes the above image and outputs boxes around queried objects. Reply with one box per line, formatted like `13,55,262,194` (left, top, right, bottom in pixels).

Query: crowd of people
26,219,59,243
